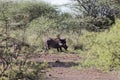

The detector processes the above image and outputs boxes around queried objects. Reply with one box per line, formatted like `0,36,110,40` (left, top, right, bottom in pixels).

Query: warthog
45,38,68,52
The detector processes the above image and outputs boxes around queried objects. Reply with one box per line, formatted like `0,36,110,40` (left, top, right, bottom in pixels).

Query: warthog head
59,39,68,50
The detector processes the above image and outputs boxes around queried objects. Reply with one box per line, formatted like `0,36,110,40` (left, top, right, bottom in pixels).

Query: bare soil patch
47,67,119,80
30,53,120,80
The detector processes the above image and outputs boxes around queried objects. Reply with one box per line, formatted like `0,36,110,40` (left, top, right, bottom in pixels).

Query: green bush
19,1,57,21
80,19,120,70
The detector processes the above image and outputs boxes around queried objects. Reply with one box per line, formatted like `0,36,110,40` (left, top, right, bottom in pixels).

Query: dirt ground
30,53,120,80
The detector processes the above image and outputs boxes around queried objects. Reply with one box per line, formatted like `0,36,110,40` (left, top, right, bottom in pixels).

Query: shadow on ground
48,60,79,67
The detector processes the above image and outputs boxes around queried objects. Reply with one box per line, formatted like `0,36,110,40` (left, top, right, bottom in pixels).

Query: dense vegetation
0,0,120,79
80,19,120,70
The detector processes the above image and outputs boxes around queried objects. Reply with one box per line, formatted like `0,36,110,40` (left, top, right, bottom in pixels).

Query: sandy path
30,53,120,80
